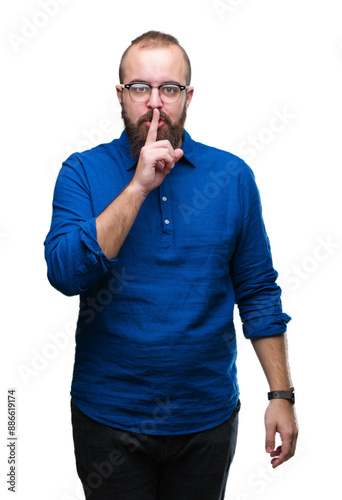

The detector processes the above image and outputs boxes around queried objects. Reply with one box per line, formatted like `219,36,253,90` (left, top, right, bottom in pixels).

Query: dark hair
119,30,191,86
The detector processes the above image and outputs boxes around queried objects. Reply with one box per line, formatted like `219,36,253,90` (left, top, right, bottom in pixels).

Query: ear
185,86,194,108
116,85,123,104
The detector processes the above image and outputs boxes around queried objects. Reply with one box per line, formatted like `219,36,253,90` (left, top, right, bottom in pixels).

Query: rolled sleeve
44,156,117,296
230,162,291,338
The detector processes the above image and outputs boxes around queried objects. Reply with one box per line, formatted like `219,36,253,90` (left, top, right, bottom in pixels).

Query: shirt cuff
79,217,118,271
243,312,291,339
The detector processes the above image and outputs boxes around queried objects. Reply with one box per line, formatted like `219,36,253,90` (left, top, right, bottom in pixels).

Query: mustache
137,111,172,127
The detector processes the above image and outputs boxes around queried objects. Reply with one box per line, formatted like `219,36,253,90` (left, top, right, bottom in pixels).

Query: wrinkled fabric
44,130,290,435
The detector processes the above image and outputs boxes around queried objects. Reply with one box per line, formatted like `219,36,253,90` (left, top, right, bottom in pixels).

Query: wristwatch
268,387,295,405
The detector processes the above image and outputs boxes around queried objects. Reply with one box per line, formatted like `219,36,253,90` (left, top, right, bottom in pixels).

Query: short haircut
119,30,191,86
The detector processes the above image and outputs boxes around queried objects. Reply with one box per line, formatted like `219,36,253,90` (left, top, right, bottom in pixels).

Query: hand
131,108,183,197
264,399,298,468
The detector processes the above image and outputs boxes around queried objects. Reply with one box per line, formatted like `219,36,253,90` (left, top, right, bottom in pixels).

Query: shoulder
55,139,122,186
65,139,119,168
185,131,255,180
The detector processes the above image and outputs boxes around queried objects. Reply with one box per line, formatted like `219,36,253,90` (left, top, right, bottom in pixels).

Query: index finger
145,108,160,145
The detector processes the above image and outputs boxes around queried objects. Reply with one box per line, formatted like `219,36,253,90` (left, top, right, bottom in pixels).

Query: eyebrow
128,80,183,86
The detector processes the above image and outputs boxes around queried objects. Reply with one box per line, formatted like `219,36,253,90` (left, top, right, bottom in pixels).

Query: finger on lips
143,109,183,168
145,108,159,145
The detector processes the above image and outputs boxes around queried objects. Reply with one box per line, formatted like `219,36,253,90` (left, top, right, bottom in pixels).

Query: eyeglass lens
129,84,181,103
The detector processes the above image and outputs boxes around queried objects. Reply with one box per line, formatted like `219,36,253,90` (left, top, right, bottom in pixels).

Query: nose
146,87,163,109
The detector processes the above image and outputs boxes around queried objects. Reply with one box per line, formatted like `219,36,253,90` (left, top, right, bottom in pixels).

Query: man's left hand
264,399,298,468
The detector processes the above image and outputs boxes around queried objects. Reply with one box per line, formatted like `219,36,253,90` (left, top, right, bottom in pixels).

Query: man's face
116,45,194,157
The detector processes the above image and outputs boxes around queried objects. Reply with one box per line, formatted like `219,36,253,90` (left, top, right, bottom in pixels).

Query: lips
145,119,165,128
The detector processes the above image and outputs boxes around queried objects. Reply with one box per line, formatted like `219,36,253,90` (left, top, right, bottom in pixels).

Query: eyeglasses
120,83,188,103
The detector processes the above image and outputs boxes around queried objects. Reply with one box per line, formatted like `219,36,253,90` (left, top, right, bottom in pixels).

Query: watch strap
268,387,295,404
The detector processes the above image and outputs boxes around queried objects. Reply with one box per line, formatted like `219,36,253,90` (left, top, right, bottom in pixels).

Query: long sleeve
230,163,291,338
44,155,117,296
43,132,292,434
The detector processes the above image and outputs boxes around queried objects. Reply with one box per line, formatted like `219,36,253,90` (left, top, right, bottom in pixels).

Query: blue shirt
44,129,290,435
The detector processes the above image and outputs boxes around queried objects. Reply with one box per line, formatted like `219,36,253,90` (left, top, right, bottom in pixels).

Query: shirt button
164,219,170,225
162,196,167,202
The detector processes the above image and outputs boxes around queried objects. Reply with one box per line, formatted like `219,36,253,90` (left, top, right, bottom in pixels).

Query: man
44,31,298,500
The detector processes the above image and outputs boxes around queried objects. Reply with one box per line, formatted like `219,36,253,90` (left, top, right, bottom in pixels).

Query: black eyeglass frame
120,83,188,103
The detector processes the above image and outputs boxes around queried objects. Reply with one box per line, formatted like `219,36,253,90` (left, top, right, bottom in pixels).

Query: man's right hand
131,108,184,198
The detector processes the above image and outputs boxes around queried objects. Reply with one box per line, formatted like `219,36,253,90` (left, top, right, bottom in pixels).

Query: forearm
251,333,292,391
95,181,146,260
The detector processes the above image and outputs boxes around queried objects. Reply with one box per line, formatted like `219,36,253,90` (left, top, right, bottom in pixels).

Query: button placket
159,187,173,248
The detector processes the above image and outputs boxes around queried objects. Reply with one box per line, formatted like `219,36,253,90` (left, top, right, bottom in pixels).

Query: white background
1,0,341,498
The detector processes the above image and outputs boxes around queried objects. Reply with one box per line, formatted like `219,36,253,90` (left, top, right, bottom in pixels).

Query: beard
121,103,187,159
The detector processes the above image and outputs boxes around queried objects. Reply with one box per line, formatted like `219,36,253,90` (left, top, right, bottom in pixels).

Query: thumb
174,148,184,163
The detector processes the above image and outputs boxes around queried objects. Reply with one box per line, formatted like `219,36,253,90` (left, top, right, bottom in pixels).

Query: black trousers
71,399,240,500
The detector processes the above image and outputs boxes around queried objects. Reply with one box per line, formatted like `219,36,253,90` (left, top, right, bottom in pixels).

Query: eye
131,84,149,94
161,85,178,94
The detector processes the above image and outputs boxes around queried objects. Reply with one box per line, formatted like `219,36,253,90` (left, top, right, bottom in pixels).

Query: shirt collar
117,129,197,171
